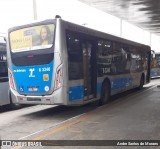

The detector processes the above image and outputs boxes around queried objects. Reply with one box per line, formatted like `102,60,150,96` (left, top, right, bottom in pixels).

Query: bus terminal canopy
79,0,160,35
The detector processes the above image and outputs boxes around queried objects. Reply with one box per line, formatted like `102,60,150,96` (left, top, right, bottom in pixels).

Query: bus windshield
10,24,55,53
154,54,160,68
155,54,160,61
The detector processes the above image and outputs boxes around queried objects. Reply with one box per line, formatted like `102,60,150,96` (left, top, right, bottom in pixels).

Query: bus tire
99,81,110,105
139,75,144,89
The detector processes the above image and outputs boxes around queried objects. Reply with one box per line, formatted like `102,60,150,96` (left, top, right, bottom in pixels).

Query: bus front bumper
10,89,53,105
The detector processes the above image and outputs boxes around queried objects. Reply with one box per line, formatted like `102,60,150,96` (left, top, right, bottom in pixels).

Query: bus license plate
28,87,38,92
27,98,41,101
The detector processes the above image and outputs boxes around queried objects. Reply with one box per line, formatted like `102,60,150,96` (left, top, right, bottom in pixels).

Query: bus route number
39,67,50,72
102,68,110,74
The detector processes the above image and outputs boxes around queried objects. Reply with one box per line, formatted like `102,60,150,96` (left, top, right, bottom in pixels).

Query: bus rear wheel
99,81,110,105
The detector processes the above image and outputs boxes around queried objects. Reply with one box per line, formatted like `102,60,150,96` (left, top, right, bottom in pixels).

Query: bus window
112,43,129,74
97,40,112,76
155,54,160,67
150,52,160,78
67,34,83,80
130,47,147,73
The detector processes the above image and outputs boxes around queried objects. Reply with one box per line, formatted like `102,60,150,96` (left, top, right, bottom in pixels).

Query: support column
120,19,122,37
33,0,37,20
149,33,152,47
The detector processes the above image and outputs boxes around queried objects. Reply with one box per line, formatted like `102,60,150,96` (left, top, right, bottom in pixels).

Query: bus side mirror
152,54,155,58
151,50,155,58
4,37,6,42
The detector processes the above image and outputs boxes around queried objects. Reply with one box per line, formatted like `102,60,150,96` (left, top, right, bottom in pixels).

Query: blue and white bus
7,16,151,105
151,51,160,78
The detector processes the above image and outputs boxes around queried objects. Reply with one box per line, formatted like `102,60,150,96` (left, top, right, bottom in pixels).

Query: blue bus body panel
69,77,132,101
12,61,54,95
69,86,84,101
151,69,160,77
111,78,132,90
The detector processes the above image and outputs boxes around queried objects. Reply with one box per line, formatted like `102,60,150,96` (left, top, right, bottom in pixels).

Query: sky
0,0,33,32
0,0,160,51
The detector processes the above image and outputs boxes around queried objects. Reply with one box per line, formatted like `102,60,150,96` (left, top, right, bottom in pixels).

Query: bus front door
82,41,96,101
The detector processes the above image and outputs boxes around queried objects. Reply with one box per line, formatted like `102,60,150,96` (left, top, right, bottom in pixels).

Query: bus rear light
8,69,16,90
27,55,33,58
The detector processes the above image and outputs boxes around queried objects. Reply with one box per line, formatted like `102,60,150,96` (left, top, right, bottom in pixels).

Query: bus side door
81,40,97,100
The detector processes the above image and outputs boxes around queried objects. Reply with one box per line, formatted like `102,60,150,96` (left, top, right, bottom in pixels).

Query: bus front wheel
99,81,110,105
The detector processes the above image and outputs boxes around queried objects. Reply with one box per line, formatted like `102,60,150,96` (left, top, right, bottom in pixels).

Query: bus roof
8,16,150,51
63,19,150,51
8,19,55,33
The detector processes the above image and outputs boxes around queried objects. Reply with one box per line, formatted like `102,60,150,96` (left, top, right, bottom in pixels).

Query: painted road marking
12,113,91,149
19,113,85,140
33,113,91,140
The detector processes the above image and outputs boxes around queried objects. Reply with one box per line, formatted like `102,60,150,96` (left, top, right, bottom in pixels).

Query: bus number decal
39,67,50,72
102,68,110,74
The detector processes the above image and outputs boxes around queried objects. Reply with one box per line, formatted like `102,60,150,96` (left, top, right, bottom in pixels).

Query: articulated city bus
151,51,160,78
7,16,151,106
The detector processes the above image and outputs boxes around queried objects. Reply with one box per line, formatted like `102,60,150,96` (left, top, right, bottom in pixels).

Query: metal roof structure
79,0,160,35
